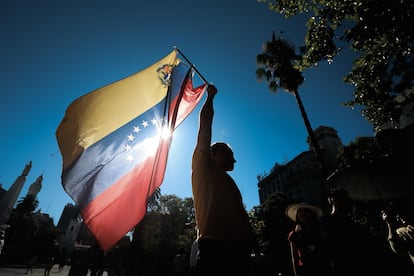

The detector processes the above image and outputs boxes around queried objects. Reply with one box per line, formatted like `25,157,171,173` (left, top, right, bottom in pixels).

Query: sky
0,0,374,224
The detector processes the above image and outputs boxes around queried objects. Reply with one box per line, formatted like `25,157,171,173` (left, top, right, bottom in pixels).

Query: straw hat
286,203,323,222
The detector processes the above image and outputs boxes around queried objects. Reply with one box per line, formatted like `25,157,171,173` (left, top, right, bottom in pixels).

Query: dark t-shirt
320,214,374,276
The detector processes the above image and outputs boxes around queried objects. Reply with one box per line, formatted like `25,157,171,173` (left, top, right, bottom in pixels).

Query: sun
161,125,172,141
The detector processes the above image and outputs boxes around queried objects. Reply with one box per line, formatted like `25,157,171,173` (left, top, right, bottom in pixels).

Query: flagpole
174,47,209,84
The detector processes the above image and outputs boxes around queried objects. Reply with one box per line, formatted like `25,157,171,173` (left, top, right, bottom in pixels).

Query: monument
0,161,32,225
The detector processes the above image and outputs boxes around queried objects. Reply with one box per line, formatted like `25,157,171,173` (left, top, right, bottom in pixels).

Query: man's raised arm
196,84,217,153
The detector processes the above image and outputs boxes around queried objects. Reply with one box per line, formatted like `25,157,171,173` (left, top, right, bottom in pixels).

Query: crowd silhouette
0,187,412,276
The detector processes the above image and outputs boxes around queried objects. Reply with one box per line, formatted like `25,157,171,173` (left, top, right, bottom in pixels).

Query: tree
3,194,59,265
258,0,414,131
131,194,196,275
147,187,161,211
3,195,40,262
15,194,39,214
250,192,294,275
256,31,329,175
337,136,386,166
31,213,60,263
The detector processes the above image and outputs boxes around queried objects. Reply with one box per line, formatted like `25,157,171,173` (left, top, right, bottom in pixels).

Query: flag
56,49,206,252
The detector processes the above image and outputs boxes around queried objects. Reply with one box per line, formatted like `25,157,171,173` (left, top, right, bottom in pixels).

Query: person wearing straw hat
286,203,324,223
286,203,331,276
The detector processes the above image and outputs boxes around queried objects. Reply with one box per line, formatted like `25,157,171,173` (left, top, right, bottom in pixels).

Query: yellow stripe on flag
56,50,179,169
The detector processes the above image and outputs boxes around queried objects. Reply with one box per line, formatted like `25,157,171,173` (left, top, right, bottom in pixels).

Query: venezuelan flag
56,50,206,251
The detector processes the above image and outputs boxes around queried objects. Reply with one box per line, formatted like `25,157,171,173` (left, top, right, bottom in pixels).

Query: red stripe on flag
81,141,170,251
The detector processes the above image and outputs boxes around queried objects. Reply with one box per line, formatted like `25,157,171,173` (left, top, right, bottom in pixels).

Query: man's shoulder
193,146,211,160
192,146,212,171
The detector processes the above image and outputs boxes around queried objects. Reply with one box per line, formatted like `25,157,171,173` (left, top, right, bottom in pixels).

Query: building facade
258,125,343,209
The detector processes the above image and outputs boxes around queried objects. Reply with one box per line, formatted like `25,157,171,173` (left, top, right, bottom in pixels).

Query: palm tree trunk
292,89,328,176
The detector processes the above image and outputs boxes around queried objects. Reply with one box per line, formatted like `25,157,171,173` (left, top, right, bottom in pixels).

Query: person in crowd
320,188,376,276
0,230,5,256
43,256,54,276
57,256,66,272
286,203,331,276
381,209,414,264
68,249,89,276
173,248,189,276
189,237,199,275
191,84,256,276
25,254,38,274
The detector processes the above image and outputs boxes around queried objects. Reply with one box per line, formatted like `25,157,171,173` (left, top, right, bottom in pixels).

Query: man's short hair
211,142,231,156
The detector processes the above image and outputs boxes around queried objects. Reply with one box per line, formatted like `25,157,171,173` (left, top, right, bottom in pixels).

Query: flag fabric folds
56,49,206,251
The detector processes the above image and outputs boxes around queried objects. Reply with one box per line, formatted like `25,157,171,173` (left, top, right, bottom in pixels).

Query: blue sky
0,0,374,224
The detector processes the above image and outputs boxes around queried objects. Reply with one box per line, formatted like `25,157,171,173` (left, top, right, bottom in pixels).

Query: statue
28,175,42,197
22,161,32,177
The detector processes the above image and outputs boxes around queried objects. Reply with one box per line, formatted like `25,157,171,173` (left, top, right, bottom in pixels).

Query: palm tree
256,31,327,175
15,194,39,214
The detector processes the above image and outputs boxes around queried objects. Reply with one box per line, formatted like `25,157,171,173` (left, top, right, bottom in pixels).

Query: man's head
210,142,236,171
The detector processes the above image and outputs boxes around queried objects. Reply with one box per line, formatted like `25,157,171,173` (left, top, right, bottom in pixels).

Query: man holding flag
191,84,256,275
